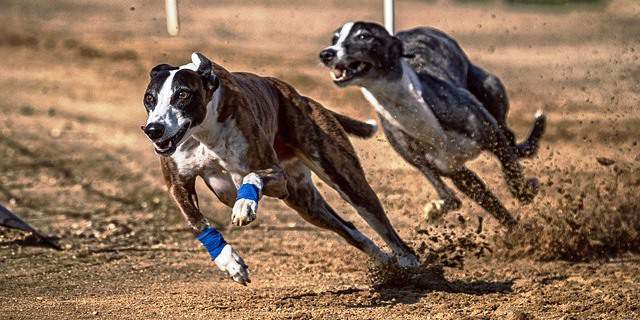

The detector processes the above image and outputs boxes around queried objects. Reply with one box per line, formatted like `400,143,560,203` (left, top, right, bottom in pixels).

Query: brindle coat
144,53,419,285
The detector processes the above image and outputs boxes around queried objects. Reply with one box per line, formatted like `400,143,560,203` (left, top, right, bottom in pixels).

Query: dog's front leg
162,159,250,285
231,166,288,226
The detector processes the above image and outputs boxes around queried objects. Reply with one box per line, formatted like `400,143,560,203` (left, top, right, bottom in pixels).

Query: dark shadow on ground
278,264,513,308
368,264,513,305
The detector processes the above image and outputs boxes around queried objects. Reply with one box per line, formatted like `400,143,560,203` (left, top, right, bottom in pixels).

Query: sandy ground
1,0,640,319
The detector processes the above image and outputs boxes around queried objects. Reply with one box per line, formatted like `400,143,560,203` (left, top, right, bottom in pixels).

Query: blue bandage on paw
197,227,227,260
236,183,260,202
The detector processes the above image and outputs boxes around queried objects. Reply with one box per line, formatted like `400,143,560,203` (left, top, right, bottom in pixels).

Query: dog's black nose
144,122,165,140
319,48,337,64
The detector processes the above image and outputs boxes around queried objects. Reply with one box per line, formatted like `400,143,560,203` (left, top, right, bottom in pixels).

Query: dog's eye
144,94,154,104
178,91,190,99
331,34,338,45
357,33,372,41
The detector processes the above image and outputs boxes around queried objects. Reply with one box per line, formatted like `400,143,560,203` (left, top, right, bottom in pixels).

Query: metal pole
384,0,395,34
165,0,180,36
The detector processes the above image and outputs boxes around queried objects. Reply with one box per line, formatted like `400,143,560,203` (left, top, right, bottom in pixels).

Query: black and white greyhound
319,22,546,227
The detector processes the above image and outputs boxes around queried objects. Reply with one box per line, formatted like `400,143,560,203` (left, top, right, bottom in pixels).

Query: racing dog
141,52,419,285
319,22,546,227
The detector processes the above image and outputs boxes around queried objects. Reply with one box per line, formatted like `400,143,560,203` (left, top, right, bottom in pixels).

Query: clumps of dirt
367,262,449,291
412,220,493,268
499,160,640,261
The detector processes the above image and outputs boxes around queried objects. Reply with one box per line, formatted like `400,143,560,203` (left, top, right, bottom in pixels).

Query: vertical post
384,0,395,34
165,0,180,36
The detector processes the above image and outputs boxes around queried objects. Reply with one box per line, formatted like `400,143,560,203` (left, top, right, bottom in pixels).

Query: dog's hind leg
483,130,539,205
467,64,509,124
467,64,546,158
275,91,418,267
466,64,522,152
283,161,391,265
291,141,419,267
450,167,517,228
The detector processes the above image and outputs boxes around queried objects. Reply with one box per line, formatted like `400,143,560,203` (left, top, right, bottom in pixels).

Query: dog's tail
517,110,546,158
330,111,378,138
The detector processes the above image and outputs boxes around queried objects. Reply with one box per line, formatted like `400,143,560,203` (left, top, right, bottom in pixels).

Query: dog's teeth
154,140,173,152
332,68,347,80
331,69,348,81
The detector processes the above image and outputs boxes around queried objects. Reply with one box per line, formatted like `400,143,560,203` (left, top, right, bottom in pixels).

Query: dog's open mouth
154,122,190,156
330,61,372,84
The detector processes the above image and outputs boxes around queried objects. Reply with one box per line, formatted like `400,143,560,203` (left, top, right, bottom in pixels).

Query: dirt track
1,0,640,319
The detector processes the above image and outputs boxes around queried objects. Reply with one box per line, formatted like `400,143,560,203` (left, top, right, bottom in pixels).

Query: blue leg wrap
197,227,227,260
236,183,260,202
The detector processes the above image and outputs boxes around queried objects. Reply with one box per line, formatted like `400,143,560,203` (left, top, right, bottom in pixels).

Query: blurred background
1,0,639,319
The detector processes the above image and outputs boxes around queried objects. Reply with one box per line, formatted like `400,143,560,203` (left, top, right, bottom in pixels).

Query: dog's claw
231,199,257,226
214,245,251,285
229,250,250,285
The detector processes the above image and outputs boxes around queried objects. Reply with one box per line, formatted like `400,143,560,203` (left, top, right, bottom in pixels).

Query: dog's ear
191,52,212,75
387,36,404,62
149,64,177,78
191,52,219,91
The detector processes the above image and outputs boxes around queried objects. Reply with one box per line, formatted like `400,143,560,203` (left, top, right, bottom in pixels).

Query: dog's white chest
176,123,251,187
361,62,481,172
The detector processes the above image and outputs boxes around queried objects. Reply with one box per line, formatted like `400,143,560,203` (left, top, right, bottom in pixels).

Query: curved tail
517,110,546,158
329,110,378,139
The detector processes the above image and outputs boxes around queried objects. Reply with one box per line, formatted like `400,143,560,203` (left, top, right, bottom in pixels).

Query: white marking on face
146,70,181,137
145,53,215,149
327,21,354,59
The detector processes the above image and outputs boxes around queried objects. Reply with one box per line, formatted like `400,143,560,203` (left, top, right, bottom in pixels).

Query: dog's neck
189,85,226,148
361,60,424,104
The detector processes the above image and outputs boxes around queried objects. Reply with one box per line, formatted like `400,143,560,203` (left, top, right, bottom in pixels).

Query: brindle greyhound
319,22,546,227
141,52,419,285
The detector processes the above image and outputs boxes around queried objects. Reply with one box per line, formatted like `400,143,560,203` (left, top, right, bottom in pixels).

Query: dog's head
319,21,403,87
142,52,220,156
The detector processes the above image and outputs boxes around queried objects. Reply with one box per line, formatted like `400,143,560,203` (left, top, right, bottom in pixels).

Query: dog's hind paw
214,245,251,285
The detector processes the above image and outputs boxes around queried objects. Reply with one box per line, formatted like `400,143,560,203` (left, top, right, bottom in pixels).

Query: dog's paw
396,253,421,268
423,198,460,223
214,245,250,285
231,199,258,226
